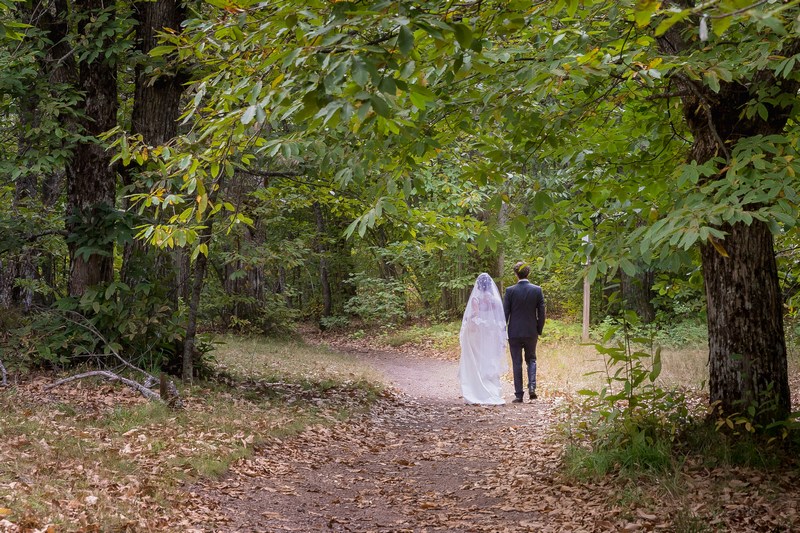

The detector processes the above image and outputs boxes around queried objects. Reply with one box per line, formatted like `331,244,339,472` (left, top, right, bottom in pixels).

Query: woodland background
2,0,800,528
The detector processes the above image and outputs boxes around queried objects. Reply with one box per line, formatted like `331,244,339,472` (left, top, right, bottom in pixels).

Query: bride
459,273,507,405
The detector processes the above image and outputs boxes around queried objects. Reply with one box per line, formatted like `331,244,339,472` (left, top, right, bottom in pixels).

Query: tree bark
702,221,788,419
67,0,119,297
131,0,185,145
0,0,69,310
122,0,187,297
658,17,799,421
620,270,655,323
313,202,332,318
182,225,212,383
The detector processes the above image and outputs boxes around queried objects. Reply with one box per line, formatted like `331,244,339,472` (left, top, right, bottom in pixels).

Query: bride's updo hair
476,273,493,292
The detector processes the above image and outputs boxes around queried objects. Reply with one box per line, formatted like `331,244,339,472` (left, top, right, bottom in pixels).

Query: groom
504,262,546,403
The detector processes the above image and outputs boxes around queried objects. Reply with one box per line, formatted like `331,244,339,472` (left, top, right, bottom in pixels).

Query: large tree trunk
131,0,185,144
67,0,119,297
702,221,789,419
122,0,187,299
659,19,799,421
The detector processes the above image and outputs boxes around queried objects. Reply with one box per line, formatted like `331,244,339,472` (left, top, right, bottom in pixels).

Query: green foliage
319,315,351,331
10,281,185,371
343,272,408,326
570,312,694,477
592,313,708,349
65,205,135,261
679,417,800,470
564,429,674,479
381,320,460,348
538,319,583,343
201,287,300,337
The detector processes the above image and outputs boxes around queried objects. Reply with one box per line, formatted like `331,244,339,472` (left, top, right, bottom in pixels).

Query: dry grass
0,336,384,531
536,342,710,394
212,335,383,384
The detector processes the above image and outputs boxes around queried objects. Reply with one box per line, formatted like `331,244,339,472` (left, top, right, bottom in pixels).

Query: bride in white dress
458,273,507,405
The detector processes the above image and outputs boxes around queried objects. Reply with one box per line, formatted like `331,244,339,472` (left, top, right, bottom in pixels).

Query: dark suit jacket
503,279,545,339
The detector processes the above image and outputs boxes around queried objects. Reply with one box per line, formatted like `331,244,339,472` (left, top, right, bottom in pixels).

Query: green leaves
634,0,661,28
452,23,473,50
397,25,414,55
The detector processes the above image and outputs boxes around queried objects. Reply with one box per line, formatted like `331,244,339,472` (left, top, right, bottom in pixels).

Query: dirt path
190,348,581,532
188,346,800,532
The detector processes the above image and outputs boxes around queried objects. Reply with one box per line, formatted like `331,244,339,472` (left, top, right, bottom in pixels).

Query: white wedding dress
459,273,507,405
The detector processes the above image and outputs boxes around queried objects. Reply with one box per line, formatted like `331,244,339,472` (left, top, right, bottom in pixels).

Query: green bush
200,282,300,336
343,272,408,325
567,312,696,478
9,281,187,372
592,312,707,348
319,315,351,331
381,321,460,348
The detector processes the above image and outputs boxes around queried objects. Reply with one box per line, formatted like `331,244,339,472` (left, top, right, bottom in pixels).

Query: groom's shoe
512,397,523,403
529,391,537,400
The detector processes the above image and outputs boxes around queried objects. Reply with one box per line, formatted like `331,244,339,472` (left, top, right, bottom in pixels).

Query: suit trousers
509,337,537,399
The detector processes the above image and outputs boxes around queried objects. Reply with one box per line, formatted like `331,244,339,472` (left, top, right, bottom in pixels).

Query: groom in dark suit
504,262,546,403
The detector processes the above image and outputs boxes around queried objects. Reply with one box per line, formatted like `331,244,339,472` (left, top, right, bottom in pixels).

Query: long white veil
458,273,507,404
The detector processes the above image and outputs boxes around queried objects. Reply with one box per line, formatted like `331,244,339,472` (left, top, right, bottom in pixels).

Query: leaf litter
191,342,800,532
2,337,800,532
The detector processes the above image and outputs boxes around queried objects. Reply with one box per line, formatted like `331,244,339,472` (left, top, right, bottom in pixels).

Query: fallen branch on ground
45,370,162,401
0,357,6,386
57,311,184,408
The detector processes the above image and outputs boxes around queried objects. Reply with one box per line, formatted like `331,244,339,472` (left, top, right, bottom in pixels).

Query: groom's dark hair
513,262,530,279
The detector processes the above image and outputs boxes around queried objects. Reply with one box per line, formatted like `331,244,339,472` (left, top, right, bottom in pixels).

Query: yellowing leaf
709,236,729,257
634,0,661,28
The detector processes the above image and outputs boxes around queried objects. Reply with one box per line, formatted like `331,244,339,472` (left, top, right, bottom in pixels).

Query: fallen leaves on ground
0,370,380,532
191,385,800,532
4,339,800,532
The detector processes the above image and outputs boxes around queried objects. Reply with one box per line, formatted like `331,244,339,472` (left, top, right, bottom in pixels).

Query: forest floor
186,334,800,532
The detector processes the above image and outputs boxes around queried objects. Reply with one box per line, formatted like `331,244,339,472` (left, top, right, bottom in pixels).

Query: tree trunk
4,75,39,310
131,0,185,145
182,226,212,383
658,19,799,421
702,221,789,420
0,0,71,310
620,270,655,323
313,202,332,318
67,0,119,297
122,0,187,300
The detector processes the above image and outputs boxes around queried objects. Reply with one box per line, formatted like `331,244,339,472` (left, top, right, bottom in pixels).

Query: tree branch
707,0,769,19
242,169,308,179
675,73,731,161
25,229,69,242
646,91,692,101
0,358,6,387
44,370,162,401
56,310,183,407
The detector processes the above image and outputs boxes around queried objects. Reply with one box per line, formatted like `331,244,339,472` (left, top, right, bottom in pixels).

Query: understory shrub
8,281,189,373
200,280,300,336
567,311,800,480
592,311,707,348
344,272,408,325
566,312,696,478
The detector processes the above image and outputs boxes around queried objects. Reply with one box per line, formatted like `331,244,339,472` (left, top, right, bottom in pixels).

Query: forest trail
189,346,585,532
188,345,799,532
